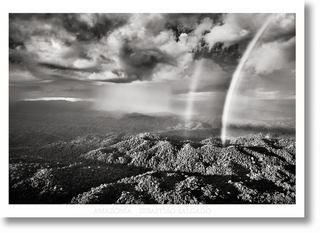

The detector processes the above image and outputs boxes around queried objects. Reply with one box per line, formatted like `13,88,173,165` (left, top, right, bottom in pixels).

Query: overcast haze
9,13,296,121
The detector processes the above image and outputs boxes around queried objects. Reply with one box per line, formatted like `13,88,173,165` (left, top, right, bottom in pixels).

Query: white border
1,0,304,218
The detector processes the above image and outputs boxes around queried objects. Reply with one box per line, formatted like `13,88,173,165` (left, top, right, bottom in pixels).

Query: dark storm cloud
160,13,222,40
9,51,24,64
9,13,55,21
9,14,58,50
193,42,243,68
143,13,222,40
119,41,178,80
96,78,135,84
164,13,223,22
60,14,130,42
99,55,114,63
170,14,221,41
9,50,100,85
9,13,131,44
111,69,124,76
164,24,193,42
9,36,25,50
79,52,92,60
9,49,46,82
9,49,37,65
38,62,101,73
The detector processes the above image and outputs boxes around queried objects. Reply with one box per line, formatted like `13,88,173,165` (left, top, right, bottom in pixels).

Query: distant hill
167,121,212,130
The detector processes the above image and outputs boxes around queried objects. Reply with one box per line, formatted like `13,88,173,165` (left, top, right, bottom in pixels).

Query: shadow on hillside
9,163,149,204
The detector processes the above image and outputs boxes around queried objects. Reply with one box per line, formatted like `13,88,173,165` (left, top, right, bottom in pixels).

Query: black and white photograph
2,0,309,220
8,12,298,205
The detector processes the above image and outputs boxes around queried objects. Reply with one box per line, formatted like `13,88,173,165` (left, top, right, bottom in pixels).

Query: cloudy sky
9,13,296,119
